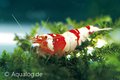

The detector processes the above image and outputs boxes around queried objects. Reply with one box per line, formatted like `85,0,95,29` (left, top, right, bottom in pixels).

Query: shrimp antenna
12,14,34,54
12,14,25,33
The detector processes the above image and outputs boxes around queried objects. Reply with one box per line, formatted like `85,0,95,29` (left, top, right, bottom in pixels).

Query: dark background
0,0,120,23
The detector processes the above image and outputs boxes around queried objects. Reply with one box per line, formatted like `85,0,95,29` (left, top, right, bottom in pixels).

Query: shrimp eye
44,36,47,39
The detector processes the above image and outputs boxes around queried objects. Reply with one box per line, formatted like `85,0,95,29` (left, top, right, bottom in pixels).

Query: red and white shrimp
32,25,111,56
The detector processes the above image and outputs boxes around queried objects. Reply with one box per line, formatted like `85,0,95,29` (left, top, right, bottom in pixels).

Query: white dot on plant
76,52,80,58
95,39,107,48
66,54,71,60
87,46,94,55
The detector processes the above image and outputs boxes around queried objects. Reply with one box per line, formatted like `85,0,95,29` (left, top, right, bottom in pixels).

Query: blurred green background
0,0,120,23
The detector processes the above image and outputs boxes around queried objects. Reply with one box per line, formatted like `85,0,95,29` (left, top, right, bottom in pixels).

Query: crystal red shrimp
32,25,111,56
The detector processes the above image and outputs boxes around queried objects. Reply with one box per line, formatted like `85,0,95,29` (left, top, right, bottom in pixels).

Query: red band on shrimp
86,25,90,30
49,34,66,53
40,41,54,55
69,29,80,45
89,31,94,34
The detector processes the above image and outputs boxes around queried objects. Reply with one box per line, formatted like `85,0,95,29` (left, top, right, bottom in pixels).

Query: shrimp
32,25,111,56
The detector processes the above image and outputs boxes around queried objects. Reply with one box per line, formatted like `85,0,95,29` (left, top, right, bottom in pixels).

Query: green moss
0,16,120,80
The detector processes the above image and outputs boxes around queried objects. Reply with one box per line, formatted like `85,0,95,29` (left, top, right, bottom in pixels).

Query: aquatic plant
0,16,120,80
